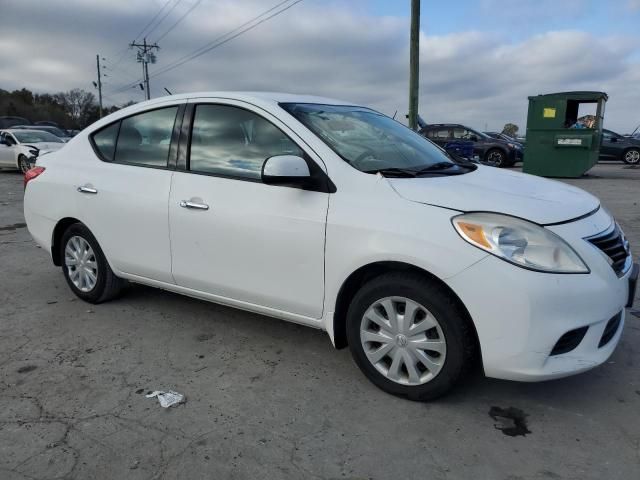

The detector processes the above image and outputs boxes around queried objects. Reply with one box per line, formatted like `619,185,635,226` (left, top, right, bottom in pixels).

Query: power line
133,0,174,42
108,0,303,95
154,0,204,43
149,0,303,80
143,0,185,40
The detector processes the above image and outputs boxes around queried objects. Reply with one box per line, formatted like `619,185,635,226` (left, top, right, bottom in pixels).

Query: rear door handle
77,185,98,194
180,200,209,210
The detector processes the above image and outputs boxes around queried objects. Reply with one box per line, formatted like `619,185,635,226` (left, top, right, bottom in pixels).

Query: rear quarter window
91,122,120,161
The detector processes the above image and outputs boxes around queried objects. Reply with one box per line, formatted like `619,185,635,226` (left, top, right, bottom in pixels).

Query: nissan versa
23,92,638,400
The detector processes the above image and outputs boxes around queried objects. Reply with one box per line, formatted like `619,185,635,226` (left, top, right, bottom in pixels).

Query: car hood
25,142,64,153
387,165,600,225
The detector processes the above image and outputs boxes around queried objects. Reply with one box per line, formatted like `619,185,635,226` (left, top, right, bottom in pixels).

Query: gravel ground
1,163,639,480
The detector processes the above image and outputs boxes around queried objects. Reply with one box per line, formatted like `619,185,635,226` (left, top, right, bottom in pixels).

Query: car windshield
12,130,63,143
281,103,462,174
40,127,68,137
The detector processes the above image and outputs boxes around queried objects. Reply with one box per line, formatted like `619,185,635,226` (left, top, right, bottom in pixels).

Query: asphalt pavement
1,164,639,480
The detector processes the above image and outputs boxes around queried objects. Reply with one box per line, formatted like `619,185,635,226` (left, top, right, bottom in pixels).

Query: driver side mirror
469,135,479,142
262,155,311,188
610,137,618,143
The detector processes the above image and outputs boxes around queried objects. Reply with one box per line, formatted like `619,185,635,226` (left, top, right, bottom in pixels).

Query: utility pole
408,0,420,131
95,54,103,118
129,38,159,100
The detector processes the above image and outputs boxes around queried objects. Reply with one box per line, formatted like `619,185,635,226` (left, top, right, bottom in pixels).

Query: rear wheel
18,155,31,173
623,148,640,165
60,223,125,303
346,272,475,401
484,149,506,167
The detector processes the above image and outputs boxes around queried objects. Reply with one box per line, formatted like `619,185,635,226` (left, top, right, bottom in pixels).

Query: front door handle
77,185,98,194
180,200,209,210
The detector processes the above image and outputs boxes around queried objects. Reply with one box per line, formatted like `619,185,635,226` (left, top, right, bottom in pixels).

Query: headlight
29,149,39,157
452,212,589,273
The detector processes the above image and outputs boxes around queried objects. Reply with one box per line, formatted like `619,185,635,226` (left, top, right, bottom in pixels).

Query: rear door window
115,107,178,167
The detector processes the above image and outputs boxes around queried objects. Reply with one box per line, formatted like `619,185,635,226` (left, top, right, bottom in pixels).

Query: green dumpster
523,91,607,178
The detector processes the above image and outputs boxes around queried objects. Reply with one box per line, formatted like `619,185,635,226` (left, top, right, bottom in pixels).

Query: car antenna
392,110,398,120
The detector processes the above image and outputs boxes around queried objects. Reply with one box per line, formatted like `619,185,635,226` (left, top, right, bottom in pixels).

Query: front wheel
60,223,126,303
18,155,31,173
623,148,640,165
484,149,507,167
346,272,476,401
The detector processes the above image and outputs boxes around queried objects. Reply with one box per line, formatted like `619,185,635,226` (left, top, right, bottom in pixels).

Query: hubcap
486,151,503,166
625,150,640,164
64,236,98,292
19,157,30,173
360,296,447,386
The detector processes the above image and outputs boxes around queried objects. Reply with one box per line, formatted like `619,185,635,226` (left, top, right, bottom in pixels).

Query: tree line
0,88,135,130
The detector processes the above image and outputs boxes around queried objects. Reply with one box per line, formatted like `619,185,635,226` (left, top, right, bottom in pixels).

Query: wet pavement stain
17,365,38,374
0,222,26,232
489,406,532,437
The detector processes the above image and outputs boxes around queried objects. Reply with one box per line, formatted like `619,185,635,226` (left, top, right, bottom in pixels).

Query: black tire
60,223,126,304
346,272,476,401
622,148,640,165
484,148,506,167
18,155,31,174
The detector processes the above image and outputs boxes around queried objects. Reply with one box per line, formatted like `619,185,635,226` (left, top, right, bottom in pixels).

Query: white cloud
0,0,639,132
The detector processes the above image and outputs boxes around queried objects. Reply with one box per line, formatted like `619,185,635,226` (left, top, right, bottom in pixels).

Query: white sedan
23,92,637,400
0,129,65,172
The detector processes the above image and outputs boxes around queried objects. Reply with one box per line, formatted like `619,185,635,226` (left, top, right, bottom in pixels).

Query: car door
0,132,18,167
169,101,329,319
78,104,183,283
599,130,617,160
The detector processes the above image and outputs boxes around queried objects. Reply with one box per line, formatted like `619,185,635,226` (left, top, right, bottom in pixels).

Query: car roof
139,91,352,108
3,128,49,134
88,91,358,133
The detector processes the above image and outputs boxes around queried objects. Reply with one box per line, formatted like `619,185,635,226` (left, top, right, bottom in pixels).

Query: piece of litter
146,390,185,408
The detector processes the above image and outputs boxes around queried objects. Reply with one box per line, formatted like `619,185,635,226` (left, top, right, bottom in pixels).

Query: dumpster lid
528,91,608,102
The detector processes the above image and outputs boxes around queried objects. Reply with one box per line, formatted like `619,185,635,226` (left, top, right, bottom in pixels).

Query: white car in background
0,129,65,172
22,92,637,400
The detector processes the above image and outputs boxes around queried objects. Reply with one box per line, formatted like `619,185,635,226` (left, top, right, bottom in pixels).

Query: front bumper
509,148,524,163
446,208,635,382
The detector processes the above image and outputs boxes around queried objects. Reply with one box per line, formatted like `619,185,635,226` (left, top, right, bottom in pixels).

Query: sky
1,0,639,133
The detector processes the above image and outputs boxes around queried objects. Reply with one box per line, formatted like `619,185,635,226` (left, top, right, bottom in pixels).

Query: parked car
600,129,640,165
12,125,73,142
0,116,31,129
0,129,65,172
23,92,637,400
35,120,62,127
420,124,522,167
484,131,524,148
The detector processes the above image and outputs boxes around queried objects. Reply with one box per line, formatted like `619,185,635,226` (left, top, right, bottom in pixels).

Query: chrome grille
588,224,630,276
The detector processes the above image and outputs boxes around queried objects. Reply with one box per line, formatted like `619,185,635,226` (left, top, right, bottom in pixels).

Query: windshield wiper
363,167,418,177
414,162,457,174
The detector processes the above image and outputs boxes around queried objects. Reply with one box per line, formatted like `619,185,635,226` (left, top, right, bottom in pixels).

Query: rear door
168,101,328,318
78,104,184,282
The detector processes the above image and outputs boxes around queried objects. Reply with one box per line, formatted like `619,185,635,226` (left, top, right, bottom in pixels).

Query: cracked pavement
1,164,639,479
